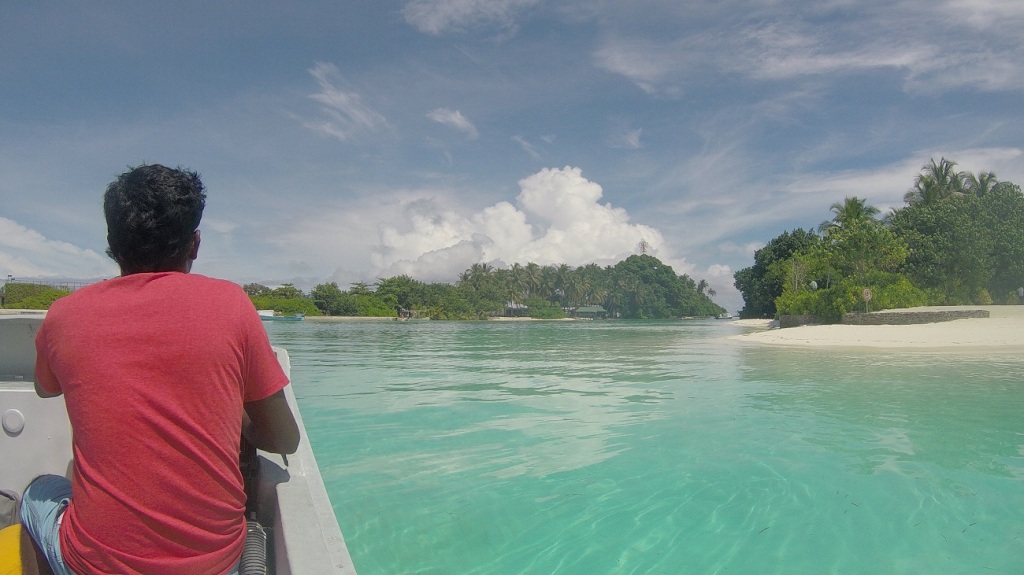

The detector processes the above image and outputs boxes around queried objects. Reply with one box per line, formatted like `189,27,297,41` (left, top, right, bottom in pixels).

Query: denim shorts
21,474,241,575
20,474,75,575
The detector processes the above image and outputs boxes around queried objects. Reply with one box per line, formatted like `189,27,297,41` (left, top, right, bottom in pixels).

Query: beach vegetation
248,282,322,316
733,228,820,318
249,295,321,316
1,282,71,309
524,296,566,319
301,255,724,320
889,194,992,304
738,158,1024,319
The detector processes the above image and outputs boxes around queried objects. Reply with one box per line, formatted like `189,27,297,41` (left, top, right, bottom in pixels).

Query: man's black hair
104,164,206,274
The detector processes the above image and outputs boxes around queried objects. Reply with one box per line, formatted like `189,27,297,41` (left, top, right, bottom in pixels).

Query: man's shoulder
183,273,246,294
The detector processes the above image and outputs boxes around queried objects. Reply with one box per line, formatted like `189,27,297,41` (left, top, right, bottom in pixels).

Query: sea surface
263,319,1024,575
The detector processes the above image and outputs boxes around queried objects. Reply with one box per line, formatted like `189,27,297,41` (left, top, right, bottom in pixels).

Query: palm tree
508,263,529,306
467,262,493,290
553,263,572,306
819,196,880,235
904,158,964,205
524,262,542,298
540,265,559,304
962,171,999,197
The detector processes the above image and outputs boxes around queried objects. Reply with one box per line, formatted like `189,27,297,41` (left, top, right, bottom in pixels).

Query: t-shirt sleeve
34,319,62,395
240,298,290,403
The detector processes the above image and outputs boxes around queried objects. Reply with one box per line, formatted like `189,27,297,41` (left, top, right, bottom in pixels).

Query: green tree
242,283,271,297
890,195,992,304
963,171,999,198
819,196,881,235
772,196,917,321
733,228,819,318
904,158,964,205
979,183,1024,302
825,215,907,284
374,275,424,310
310,282,353,315
270,283,305,299
608,254,723,318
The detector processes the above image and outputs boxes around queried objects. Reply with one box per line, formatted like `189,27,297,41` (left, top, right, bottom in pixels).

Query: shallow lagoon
266,319,1024,574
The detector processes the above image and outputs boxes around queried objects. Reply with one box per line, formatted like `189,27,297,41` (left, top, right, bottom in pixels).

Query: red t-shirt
34,272,290,575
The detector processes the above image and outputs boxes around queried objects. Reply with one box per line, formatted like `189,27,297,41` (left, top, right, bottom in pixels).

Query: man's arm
34,380,62,398
243,389,300,455
34,344,63,398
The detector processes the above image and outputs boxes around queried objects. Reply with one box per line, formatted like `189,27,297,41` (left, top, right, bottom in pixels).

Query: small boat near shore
259,310,305,322
0,312,354,574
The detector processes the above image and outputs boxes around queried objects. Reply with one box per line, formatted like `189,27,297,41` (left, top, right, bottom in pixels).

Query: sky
2,1,1023,313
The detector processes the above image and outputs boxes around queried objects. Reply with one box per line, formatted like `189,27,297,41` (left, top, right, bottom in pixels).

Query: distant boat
716,313,735,320
258,310,305,322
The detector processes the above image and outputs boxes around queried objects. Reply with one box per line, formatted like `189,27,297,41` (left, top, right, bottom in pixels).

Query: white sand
729,306,1024,351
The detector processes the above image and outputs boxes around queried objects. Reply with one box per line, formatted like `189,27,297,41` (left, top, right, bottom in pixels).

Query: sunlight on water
265,320,1024,574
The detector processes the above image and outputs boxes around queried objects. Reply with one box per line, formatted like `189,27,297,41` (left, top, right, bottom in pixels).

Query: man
21,164,299,574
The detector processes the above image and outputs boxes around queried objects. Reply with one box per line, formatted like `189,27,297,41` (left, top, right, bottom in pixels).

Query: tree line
247,254,725,320
734,158,1024,321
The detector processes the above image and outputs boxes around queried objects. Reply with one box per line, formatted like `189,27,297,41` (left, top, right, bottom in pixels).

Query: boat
0,312,355,574
259,310,305,322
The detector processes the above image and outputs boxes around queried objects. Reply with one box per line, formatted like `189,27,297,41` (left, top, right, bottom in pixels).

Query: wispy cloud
303,62,387,142
593,38,682,95
511,135,541,159
427,108,479,139
402,0,541,35
609,127,643,149
591,3,1024,94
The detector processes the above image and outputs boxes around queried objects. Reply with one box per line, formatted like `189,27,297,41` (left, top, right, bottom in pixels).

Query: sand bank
729,306,1024,351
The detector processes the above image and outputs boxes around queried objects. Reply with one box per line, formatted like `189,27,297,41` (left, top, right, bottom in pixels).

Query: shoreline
728,305,1024,351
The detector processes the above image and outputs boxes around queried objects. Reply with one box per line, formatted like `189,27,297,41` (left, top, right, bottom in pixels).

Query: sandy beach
729,305,1024,351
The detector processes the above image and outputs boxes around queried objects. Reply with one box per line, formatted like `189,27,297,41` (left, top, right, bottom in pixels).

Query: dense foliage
243,283,322,316
247,255,724,320
7,257,723,321
1,282,72,309
734,158,1024,321
732,228,818,318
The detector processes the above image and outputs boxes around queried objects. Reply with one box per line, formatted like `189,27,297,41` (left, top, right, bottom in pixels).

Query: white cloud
738,22,938,81
0,217,115,279
943,0,1024,29
511,135,541,159
609,127,643,149
427,108,479,139
370,166,680,281
593,38,681,95
303,62,387,142
402,0,540,35
592,6,1024,94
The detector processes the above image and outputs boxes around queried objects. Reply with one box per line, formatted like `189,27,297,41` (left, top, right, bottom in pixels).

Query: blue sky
2,1,1023,312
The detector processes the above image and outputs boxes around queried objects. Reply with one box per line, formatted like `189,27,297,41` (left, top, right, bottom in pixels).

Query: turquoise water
264,320,1024,574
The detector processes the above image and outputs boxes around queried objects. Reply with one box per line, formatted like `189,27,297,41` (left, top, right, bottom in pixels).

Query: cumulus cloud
302,62,387,142
427,108,479,139
0,217,114,279
402,0,541,35
370,166,674,281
